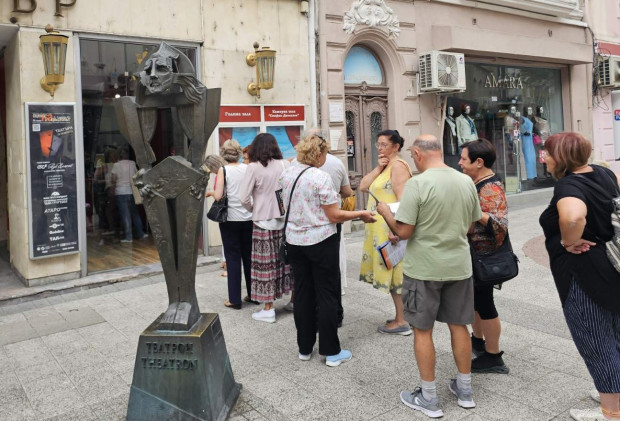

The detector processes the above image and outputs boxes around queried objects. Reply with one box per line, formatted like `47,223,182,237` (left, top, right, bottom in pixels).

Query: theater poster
25,103,79,259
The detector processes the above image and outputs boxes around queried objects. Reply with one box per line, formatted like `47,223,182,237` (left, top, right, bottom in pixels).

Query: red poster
264,105,305,122
219,106,261,123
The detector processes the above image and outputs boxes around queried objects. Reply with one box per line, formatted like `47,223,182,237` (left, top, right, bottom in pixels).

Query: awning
0,23,18,51
432,25,592,65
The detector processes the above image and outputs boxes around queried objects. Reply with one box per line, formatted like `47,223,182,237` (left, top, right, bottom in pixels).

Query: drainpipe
307,0,318,128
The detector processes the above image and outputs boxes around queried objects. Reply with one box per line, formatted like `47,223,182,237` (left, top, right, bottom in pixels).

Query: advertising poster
25,103,79,259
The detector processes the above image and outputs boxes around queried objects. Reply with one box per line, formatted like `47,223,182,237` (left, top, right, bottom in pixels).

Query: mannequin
443,106,459,168
443,106,457,155
532,106,550,143
532,106,551,176
519,111,536,179
456,105,477,146
504,106,518,165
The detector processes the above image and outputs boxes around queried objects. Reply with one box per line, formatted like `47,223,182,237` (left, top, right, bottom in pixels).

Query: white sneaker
299,352,312,361
589,389,600,403
569,408,605,421
283,302,294,312
252,309,275,323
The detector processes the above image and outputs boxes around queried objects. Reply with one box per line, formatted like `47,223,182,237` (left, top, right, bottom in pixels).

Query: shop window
344,46,383,85
446,63,563,193
80,38,197,274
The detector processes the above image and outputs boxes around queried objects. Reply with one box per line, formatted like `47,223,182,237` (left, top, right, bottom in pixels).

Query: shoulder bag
471,232,519,286
207,167,228,223
279,166,312,264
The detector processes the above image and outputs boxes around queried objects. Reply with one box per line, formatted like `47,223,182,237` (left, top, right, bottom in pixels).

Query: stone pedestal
126,313,241,421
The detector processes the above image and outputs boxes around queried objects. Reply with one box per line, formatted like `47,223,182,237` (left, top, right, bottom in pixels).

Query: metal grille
419,53,433,90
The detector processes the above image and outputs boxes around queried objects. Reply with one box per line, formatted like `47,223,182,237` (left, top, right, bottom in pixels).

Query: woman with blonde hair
212,139,254,309
280,134,376,367
539,132,620,421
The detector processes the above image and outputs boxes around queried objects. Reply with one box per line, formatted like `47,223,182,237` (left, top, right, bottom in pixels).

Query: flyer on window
25,103,79,259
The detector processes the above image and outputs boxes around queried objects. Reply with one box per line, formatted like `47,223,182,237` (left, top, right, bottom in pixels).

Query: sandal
244,296,260,305
224,301,241,310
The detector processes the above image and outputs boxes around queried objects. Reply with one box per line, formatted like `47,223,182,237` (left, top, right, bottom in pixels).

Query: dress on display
519,116,536,179
359,159,412,295
456,114,478,146
532,116,550,143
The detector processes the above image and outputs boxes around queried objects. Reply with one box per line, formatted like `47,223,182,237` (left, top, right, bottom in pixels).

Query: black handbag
471,233,519,286
279,166,311,264
207,167,228,223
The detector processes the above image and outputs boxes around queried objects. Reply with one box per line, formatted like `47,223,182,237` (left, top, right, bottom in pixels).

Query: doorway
345,94,388,209
79,38,198,273
343,45,389,210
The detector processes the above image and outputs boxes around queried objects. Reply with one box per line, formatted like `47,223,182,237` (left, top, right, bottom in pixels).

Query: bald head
410,134,446,171
413,134,441,152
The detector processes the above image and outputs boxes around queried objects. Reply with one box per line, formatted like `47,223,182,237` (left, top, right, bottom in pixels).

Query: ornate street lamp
40,25,69,97
246,42,276,98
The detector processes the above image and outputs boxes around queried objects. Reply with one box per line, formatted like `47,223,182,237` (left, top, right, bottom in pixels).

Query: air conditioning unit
597,56,620,88
418,51,466,93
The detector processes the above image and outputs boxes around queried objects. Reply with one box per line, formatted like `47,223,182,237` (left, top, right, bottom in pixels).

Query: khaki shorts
402,275,474,330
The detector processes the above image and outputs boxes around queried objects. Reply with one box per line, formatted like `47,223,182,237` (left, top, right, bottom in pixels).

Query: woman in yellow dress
359,130,413,335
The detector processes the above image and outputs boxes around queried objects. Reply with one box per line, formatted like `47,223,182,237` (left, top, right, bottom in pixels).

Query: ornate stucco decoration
343,0,400,37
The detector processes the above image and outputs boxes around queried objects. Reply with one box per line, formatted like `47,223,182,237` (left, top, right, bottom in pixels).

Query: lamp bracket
40,77,56,97
247,82,260,98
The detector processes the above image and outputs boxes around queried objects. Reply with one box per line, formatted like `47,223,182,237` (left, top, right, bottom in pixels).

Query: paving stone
0,385,37,420
28,315,73,337
68,366,129,404
22,373,85,418
58,306,105,329
0,320,39,345
89,393,130,420
43,406,99,421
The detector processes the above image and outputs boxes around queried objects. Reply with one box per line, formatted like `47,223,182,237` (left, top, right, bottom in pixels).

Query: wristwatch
560,240,572,248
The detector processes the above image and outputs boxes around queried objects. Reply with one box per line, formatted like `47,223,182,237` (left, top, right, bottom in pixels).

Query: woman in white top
279,134,375,367
239,133,292,323
213,140,254,310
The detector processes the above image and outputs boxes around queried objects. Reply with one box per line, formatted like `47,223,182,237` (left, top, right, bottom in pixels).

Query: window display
446,63,563,193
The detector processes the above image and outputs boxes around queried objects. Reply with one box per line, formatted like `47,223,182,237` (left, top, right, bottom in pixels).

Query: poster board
217,105,305,160
25,103,79,259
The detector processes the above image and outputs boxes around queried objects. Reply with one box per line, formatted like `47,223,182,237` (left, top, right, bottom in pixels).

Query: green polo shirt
395,167,482,281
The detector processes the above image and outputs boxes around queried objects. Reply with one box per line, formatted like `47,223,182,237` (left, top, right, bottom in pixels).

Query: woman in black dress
538,132,620,421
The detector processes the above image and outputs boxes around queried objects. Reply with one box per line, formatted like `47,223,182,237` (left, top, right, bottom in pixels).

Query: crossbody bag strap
222,166,227,199
282,166,312,240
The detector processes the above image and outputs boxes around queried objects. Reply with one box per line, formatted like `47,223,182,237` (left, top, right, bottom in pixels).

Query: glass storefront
444,63,563,193
80,38,197,273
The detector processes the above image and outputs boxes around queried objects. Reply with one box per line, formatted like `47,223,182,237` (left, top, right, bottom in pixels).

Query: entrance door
345,94,388,210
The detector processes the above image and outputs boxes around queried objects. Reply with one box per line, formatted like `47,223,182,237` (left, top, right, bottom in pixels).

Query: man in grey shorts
377,134,482,418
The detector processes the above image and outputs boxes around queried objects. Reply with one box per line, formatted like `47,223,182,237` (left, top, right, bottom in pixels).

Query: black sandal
243,296,260,305
224,301,241,310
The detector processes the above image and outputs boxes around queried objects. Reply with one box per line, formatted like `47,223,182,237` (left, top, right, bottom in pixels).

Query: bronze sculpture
115,42,220,331
117,43,239,421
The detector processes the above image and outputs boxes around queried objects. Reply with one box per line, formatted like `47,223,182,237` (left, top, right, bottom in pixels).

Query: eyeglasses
375,142,391,149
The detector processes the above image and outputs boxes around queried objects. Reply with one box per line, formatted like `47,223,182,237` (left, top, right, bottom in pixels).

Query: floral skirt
250,224,293,302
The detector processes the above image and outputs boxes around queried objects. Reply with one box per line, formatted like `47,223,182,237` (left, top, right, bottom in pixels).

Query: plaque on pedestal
126,314,241,421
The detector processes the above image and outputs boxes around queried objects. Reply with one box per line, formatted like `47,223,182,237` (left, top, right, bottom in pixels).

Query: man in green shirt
377,134,482,419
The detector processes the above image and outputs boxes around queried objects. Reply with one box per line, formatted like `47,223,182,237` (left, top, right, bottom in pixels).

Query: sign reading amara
25,103,79,259
484,73,524,89
140,341,198,370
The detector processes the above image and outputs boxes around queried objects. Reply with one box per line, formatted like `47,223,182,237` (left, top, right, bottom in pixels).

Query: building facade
585,0,620,172
316,0,593,199
0,0,312,285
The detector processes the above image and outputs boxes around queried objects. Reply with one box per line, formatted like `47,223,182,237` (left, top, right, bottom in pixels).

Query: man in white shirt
111,148,147,243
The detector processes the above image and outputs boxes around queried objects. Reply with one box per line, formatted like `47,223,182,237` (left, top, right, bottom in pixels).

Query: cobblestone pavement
0,204,601,420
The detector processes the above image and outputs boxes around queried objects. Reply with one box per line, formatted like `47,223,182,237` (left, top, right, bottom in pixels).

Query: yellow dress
359,159,412,294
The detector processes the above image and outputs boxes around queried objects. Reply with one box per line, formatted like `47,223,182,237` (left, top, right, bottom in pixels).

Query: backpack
575,169,620,273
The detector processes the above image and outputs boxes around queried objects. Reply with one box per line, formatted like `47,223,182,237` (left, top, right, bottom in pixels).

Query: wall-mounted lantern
246,42,276,98
39,25,68,97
